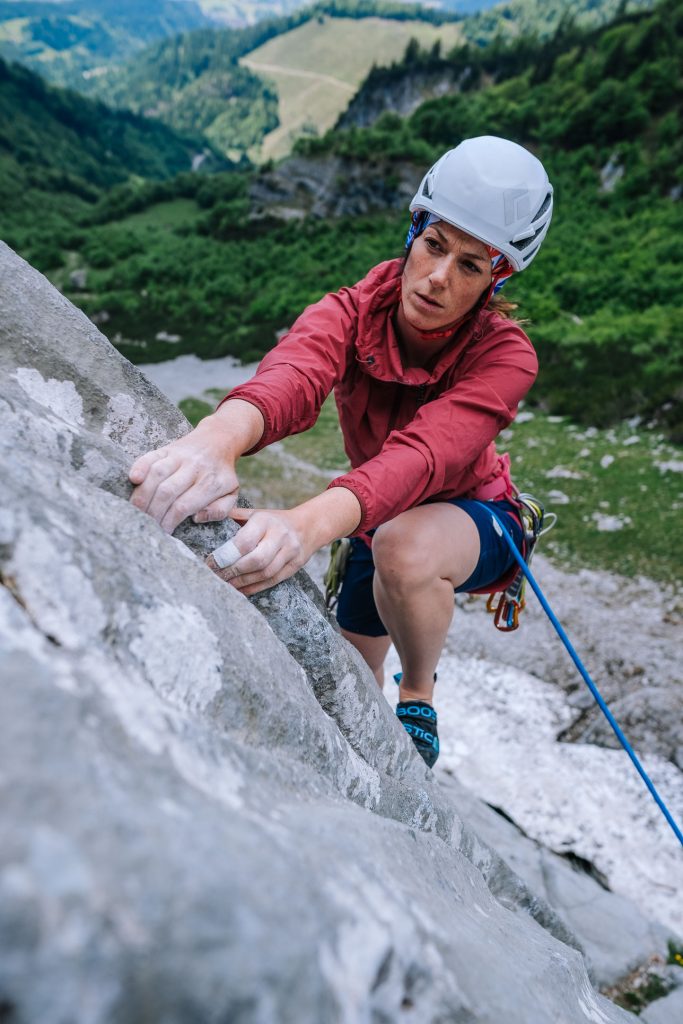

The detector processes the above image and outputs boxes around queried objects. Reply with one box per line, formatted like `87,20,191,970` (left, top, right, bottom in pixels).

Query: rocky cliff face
0,241,664,1022
337,64,469,131
249,154,420,222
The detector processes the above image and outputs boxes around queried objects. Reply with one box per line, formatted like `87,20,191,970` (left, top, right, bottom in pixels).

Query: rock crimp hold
0,241,639,1022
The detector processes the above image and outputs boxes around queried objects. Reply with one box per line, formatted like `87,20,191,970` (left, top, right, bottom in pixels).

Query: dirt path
241,58,357,94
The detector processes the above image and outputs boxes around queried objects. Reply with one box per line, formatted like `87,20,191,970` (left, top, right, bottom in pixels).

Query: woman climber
128,135,554,769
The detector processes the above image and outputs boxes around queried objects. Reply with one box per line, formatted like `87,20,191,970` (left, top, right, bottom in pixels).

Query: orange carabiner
487,593,521,631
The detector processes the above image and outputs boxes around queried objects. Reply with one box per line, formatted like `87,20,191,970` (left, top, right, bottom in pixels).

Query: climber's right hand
128,399,264,535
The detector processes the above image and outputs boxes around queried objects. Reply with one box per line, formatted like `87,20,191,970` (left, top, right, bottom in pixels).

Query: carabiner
487,592,521,631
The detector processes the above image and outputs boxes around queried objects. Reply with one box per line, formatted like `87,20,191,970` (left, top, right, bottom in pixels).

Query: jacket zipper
388,383,428,434
387,386,404,434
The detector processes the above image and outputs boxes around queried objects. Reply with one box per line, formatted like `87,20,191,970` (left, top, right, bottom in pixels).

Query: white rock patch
547,489,571,505
129,603,223,712
13,368,84,427
546,465,584,480
10,525,107,649
592,513,632,532
654,459,683,474
138,353,257,406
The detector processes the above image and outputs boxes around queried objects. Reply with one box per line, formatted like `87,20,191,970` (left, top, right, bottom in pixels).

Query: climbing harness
486,493,557,632
477,501,683,850
324,537,352,611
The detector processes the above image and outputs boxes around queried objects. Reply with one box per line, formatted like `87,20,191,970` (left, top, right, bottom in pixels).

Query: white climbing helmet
409,136,553,271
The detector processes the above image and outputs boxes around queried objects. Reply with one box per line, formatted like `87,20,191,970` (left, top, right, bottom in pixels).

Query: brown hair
488,293,527,324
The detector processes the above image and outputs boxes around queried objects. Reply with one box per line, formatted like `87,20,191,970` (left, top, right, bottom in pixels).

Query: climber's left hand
206,507,313,596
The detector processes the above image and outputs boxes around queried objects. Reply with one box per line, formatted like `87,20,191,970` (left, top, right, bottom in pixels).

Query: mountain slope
338,1,661,130
79,3,464,159
4,0,682,440
45,0,681,433
0,0,212,88
461,0,657,45
0,53,226,263
240,13,464,159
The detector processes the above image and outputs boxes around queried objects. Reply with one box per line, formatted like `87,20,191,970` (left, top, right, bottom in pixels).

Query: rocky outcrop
249,154,419,222
0,240,657,1022
337,65,468,130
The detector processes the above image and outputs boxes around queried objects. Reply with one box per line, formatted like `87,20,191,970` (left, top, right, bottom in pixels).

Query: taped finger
212,538,242,569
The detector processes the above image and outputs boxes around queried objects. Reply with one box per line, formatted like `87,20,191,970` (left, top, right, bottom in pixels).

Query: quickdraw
324,537,352,611
486,493,556,632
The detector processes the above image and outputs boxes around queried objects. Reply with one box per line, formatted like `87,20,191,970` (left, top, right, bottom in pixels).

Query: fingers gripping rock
212,538,242,569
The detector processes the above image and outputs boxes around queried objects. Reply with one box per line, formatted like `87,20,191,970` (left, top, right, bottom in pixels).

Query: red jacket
224,259,538,536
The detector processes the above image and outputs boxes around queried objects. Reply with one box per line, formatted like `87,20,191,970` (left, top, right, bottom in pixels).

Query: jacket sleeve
328,328,538,534
218,287,359,453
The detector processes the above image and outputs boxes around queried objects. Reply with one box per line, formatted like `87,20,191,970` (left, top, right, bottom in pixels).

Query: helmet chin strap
412,311,471,341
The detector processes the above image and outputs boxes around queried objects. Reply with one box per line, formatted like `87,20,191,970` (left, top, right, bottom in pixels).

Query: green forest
2,0,682,440
0,0,211,87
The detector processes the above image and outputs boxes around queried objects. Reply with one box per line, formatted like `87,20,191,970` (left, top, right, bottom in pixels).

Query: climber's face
400,221,492,334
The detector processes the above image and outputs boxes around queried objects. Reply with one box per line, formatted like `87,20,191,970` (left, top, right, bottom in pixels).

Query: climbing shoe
396,701,439,768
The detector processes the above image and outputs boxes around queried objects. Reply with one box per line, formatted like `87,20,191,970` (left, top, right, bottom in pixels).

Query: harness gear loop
486,493,556,632
324,537,352,611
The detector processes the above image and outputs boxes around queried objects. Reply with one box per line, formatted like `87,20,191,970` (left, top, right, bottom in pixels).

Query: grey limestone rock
640,983,683,1024
0,240,646,1022
447,776,671,989
249,155,418,221
337,65,470,131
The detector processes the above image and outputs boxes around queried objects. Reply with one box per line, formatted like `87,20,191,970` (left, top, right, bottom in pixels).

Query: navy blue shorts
335,499,524,637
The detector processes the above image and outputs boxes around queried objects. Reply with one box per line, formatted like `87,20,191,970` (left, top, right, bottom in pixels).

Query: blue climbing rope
478,502,683,849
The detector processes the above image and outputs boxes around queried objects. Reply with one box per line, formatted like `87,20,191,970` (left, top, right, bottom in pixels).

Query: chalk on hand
212,538,242,569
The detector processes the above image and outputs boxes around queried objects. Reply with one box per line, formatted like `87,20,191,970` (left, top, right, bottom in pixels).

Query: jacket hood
353,258,487,388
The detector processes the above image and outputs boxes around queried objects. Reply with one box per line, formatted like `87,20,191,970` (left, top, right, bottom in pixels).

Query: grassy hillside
0,1,211,88
241,13,463,159
76,7,315,158
0,54,228,266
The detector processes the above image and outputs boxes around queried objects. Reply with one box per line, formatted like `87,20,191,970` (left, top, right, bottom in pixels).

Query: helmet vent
511,223,545,252
531,192,552,223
